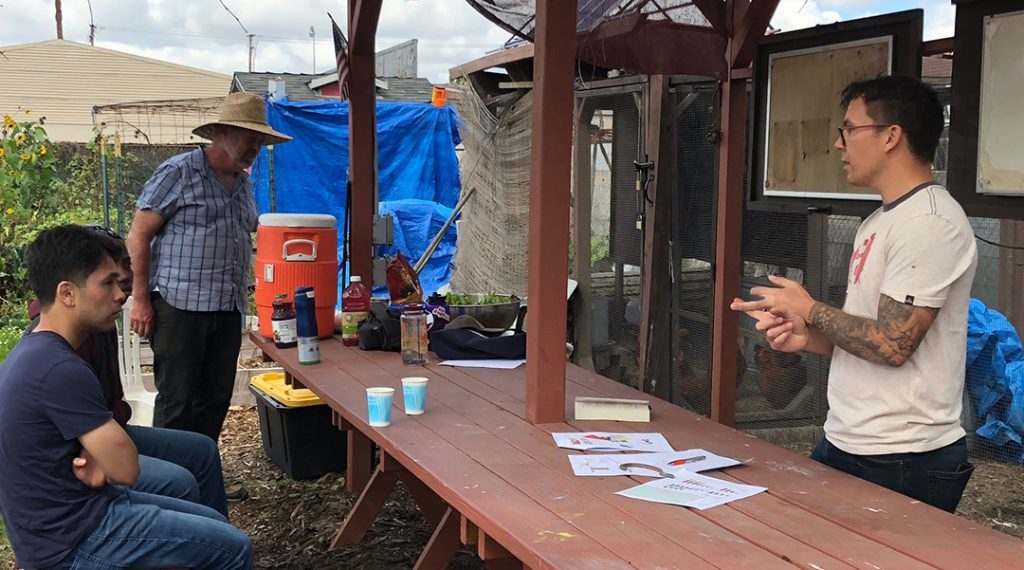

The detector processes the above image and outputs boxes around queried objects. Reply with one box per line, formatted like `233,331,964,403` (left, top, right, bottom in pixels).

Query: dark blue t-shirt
0,331,117,568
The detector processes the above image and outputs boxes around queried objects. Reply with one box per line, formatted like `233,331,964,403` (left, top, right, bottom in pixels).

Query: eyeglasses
837,123,894,146
84,224,124,241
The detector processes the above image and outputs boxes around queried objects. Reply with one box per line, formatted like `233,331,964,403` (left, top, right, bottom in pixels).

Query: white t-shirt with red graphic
824,183,978,455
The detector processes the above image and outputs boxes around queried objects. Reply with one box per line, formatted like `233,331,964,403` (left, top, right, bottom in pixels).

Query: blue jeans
810,436,974,513
48,489,251,570
127,425,229,518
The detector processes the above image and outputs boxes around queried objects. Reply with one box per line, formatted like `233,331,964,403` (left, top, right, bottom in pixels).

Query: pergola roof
465,1,735,77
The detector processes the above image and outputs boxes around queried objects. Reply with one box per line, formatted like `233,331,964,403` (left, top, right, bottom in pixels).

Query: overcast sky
0,1,956,83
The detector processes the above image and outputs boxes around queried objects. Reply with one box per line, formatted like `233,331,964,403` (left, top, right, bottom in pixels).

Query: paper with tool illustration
616,471,767,510
568,449,742,477
551,432,673,452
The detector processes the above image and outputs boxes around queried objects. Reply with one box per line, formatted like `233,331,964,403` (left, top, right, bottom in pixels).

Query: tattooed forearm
806,295,939,367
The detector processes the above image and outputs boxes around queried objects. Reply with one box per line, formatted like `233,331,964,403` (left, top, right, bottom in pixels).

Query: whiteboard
977,10,1024,195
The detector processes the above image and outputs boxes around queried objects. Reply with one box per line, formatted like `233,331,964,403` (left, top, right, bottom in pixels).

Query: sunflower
19,153,30,161
14,133,26,144
2,115,13,129
39,145,47,155
0,148,5,159
24,109,31,115
5,208,13,216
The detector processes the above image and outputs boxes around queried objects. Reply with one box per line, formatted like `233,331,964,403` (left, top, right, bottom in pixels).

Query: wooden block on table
574,396,650,422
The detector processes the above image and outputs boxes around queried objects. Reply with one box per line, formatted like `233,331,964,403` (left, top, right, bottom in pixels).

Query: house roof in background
232,72,435,103
0,39,230,143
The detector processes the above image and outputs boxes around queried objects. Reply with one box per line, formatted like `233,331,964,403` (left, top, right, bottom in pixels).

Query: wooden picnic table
251,332,1024,569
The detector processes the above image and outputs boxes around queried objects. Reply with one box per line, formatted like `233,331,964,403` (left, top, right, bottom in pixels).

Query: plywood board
764,38,891,200
977,10,1024,195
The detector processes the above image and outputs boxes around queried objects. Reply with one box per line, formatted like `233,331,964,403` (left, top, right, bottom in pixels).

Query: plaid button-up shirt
137,147,257,315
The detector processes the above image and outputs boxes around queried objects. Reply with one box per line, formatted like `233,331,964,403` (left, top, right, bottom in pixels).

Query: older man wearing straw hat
127,93,291,473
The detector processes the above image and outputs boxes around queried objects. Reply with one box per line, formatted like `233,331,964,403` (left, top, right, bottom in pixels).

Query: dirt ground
2,409,1021,569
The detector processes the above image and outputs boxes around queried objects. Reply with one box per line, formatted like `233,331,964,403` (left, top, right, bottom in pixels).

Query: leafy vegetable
445,292,514,306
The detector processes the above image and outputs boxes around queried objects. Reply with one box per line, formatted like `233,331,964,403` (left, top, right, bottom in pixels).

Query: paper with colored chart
616,471,767,510
568,449,742,477
551,432,673,452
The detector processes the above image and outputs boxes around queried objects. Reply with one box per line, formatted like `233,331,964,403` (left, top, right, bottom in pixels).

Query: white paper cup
366,387,395,427
401,377,429,415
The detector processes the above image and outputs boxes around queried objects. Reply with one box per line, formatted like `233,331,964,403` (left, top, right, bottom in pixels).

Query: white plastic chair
118,297,157,426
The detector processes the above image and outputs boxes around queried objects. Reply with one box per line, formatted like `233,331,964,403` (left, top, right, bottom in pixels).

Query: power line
216,0,255,71
217,0,249,35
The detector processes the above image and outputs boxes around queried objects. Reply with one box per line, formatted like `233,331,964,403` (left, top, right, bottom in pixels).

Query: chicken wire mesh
573,88,645,388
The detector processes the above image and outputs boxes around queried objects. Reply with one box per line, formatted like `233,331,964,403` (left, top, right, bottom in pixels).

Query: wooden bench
252,333,1024,569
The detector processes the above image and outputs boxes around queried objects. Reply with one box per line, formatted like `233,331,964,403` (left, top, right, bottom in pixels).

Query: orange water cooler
255,213,338,339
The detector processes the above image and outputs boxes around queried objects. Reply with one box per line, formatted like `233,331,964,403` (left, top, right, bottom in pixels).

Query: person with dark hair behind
732,76,977,513
0,225,251,569
26,225,229,517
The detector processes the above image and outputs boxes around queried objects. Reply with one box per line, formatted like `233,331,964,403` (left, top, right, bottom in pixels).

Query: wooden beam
478,530,516,562
413,507,461,570
346,427,373,493
690,0,725,31
710,62,748,426
348,0,382,55
347,0,382,287
450,43,535,80
922,37,954,56
498,81,535,89
525,0,578,424
398,471,448,529
638,75,675,399
330,465,397,548
731,0,781,69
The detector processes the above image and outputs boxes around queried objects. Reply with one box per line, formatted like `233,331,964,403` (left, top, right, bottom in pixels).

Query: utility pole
309,26,316,74
88,0,96,45
55,0,63,39
247,33,255,72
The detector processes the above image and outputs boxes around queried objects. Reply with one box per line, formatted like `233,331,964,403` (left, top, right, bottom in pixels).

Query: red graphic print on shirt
849,232,877,285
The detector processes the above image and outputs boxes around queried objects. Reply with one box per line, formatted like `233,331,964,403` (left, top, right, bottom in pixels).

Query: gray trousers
150,293,242,442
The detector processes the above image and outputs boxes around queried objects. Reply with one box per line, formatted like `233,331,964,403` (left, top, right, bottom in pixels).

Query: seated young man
27,225,232,517
0,225,251,569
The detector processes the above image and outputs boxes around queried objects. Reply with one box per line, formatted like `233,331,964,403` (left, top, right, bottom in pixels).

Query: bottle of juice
341,276,372,346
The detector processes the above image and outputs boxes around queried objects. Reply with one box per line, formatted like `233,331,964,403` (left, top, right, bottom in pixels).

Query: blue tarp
966,298,1024,462
250,98,462,298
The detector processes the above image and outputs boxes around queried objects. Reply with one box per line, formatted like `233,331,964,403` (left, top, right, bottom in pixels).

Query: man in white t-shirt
731,76,977,513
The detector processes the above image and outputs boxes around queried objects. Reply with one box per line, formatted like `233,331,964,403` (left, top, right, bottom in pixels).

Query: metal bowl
447,294,521,330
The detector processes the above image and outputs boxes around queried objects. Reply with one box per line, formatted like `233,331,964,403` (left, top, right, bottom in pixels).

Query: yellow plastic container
250,372,323,408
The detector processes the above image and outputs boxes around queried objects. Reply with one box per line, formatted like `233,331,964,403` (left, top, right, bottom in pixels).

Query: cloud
771,0,841,32
0,0,505,83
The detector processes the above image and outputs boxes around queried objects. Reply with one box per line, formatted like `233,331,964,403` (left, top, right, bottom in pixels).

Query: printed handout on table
616,471,767,510
568,449,742,477
551,432,674,452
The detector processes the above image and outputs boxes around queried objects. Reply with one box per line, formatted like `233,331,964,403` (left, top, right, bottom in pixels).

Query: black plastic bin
249,379,347,480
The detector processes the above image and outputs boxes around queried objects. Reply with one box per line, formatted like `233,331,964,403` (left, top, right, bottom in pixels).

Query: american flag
329,13,350,101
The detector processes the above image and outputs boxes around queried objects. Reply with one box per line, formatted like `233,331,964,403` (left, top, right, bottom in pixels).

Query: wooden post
710,0,779,426
347,0,382,287
638,75,675,399
525,0,578,424
710,71,745,427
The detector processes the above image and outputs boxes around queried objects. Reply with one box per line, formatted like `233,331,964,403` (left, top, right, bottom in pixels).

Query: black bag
430,328,526,360
357,302,401,352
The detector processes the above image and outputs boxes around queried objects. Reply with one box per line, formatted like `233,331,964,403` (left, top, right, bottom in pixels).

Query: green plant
0,325,21,363
445,292,514,306
1,111,58,208
590,235,610,267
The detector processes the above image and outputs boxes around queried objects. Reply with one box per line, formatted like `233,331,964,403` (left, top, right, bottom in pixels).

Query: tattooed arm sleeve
806,295,939,367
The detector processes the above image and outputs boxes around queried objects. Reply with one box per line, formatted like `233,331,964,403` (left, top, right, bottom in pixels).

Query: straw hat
192,92,292,145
